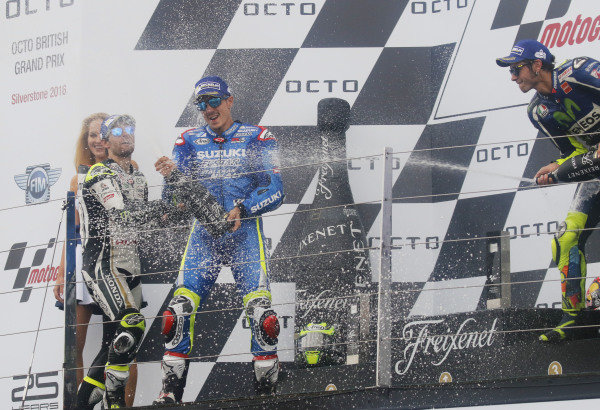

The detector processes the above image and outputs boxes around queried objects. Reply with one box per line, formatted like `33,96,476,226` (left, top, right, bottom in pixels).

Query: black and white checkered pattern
130,0,600,402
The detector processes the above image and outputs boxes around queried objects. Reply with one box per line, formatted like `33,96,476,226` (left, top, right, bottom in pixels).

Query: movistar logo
553,98,581,128
568,103,600,136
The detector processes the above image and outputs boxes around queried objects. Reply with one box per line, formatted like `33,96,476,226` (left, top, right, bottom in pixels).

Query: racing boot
77,376,105,409
539,311,579,342
153,353,189,405
541,222,587,342
102,366,128,408
78,340,108,408
253,354,279,393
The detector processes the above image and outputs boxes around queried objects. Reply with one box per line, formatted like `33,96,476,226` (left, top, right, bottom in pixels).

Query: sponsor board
394,317,498,375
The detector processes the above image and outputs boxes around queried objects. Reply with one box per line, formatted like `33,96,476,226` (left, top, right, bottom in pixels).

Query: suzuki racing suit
527,56,600,315
162,121,284,360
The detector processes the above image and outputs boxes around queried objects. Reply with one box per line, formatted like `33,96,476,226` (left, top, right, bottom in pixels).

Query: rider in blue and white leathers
497,39,600,343
155,76,284,403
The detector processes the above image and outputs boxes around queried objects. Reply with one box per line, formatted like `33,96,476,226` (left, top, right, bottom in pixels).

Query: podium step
138,309,600,409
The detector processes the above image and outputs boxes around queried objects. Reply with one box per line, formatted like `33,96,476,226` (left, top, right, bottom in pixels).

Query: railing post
500,231,511,308
376,147,393,388
63,191,77,409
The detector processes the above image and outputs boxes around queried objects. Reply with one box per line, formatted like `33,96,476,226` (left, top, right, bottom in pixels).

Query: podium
140,308,600,409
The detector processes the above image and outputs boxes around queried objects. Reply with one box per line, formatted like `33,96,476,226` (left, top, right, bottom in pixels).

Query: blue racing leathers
528,57,600,316
528,57,600,163
163,121,284,358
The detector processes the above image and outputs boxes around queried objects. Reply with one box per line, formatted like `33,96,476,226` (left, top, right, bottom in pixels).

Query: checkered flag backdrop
2,0,600,406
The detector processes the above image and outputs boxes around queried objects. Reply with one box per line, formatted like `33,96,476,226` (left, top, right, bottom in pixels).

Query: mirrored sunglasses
110,126,135,137
196,96,226,111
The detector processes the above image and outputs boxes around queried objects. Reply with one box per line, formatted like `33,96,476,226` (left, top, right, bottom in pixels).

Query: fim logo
14,163,61,204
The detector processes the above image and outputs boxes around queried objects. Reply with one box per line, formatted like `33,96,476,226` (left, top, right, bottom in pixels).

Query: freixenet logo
299,223,348,251
315,134,334,200
394,317,498,375
541,14,600,48
296,289,352,319
4,239,59,303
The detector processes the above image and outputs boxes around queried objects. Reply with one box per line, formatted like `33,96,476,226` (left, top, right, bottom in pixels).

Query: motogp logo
14,163,61,204
5,238,59,303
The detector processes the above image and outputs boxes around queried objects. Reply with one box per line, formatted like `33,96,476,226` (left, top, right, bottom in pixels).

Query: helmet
586,277,600,309
295,322,344,366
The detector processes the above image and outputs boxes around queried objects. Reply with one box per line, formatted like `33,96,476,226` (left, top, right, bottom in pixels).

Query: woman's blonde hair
74,112,109,170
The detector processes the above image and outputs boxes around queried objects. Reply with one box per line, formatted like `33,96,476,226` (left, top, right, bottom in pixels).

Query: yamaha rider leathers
527,56,600,341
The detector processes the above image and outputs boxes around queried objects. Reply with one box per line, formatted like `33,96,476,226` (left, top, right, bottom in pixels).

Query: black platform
137,308,600,409
136,375,600,409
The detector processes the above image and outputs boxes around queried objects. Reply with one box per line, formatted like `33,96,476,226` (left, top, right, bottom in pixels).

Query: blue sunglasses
196,96,227,111
111,126,135,137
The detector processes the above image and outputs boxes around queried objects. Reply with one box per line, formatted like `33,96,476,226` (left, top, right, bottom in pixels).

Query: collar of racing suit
104,158,135,174
535,69,559,103
204,121,242,140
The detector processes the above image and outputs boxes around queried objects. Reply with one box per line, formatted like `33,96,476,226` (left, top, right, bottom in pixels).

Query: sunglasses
110,126,135,137
509,61,531,76
196,96,227,111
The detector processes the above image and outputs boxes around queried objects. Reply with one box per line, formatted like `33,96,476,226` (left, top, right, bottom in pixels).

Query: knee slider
162,288,198,346
246,297,280,346
110,309,145,364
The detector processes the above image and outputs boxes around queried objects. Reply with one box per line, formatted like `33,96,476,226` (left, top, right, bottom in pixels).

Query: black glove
166,169,233,237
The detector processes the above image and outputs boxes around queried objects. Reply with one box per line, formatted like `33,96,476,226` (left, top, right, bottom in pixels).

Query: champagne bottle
295,98,371,366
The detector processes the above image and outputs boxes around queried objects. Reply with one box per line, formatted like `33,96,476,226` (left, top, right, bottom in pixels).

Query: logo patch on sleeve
560,82,572,94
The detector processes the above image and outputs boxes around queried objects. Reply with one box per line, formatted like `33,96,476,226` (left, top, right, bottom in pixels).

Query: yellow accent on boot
83,376,105,390
173,287,200,354
106,364,130,372
243,290,272,308
120,313,146,331
539,312,578,342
